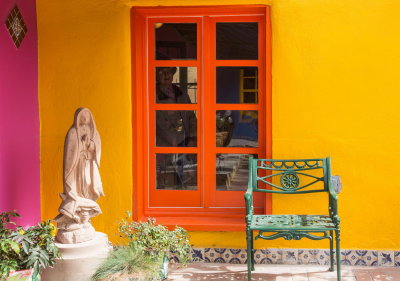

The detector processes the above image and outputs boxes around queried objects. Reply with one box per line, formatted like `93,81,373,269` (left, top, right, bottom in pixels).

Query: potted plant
118,214,191,279
92,213,190,281
0,211,60,281
91,246,161,281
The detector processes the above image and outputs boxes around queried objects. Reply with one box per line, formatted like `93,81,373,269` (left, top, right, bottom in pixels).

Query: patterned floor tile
378,251,395,266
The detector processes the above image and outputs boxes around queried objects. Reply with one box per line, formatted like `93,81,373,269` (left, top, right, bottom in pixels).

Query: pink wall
0,0,40,226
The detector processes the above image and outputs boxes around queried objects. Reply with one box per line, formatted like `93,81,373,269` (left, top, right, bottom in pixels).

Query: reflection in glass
216,22,258,60
156,67,197,104
156,110,197,147
157,154,197,190
216,154,256,191
216,110,258,147
217,67,258,104
155,23,197,60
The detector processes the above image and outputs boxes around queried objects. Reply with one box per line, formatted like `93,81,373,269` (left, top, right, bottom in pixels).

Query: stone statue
54,108,104,244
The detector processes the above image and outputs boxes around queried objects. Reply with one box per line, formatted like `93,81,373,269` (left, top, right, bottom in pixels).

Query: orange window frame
131,6,272,231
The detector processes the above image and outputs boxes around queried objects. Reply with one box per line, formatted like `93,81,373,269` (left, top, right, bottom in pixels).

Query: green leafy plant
118,213,191,264
0,211,60,280
91,246,160,281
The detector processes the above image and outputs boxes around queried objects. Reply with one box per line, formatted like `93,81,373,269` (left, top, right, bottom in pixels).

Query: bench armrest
244,187,254,222
328,176,339,220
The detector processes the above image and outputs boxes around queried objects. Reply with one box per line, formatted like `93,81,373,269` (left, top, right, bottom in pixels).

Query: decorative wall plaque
5,5,28,48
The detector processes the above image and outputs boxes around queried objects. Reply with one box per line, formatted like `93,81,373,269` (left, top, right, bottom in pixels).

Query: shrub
0,211,60,280
118,214,191,264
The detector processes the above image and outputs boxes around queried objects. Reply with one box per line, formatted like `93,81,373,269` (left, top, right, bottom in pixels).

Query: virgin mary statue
55,108,104,244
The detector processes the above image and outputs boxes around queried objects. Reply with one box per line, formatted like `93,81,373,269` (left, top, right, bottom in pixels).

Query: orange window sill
138,215,246,231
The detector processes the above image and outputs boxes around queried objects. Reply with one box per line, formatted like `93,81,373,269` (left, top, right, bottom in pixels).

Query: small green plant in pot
91,246,161,281
119,213,191,279
0,211,60,281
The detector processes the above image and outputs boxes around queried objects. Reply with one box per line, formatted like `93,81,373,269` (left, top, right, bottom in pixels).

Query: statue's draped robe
57,110,103,222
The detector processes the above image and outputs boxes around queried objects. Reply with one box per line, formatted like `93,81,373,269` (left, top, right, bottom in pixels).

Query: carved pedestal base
56,222,96,244
41,232,112,281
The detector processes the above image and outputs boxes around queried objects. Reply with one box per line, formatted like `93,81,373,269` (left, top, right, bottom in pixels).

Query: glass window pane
217,67,258,104
156,67,197,104
216,110,258,147
156,110,197,147
216,154,256,191
216,22,258,60
155,23,197,60
157,154,197,190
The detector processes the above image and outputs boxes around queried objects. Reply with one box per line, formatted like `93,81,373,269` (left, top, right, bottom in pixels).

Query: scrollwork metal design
255,231,332,241
259,159,323,169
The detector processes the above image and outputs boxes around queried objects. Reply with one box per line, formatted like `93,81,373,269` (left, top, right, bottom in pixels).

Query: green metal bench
245,157,341,280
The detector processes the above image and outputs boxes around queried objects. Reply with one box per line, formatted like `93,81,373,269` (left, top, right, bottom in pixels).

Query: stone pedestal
42,232,112,281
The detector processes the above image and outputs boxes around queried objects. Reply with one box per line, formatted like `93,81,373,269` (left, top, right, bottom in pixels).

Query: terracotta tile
308,277,356,281
352,270,373,281
307,268,354,278
249,273,292,280
292,273,308,281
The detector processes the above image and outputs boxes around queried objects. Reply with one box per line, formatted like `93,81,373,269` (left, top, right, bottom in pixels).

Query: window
132,6,271,230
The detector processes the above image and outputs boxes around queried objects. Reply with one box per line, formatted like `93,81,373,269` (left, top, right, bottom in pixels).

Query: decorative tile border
179,248,399,267
378,251,395,267
394,251,400,267
282,248,298,264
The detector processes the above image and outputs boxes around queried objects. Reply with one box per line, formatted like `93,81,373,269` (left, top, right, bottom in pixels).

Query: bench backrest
249,157,331,194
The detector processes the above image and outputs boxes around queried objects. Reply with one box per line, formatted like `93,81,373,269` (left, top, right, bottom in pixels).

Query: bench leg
246,229,253,280
251,232,255,271
335,229,341,281
329,230,334,272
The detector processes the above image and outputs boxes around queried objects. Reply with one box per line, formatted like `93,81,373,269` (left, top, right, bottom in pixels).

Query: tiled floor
167,263,400,280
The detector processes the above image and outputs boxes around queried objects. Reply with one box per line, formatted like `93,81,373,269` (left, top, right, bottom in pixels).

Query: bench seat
251,214,336,231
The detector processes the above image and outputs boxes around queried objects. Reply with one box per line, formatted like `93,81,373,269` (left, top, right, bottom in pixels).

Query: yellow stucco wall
37,0,132,240
38,0,400,249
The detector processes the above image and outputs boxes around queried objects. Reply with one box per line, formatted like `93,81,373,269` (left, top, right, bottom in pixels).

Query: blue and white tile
204,248,228,263
341,250,357,266
353,250,378,266
191,248,204,262
254,249,268,264
227,248,247,264
282,249,298,264
254,248,282,264
267,248,283,264
319,249,334,265
378,251,394,267
395,251,400,267
298,249,320,265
